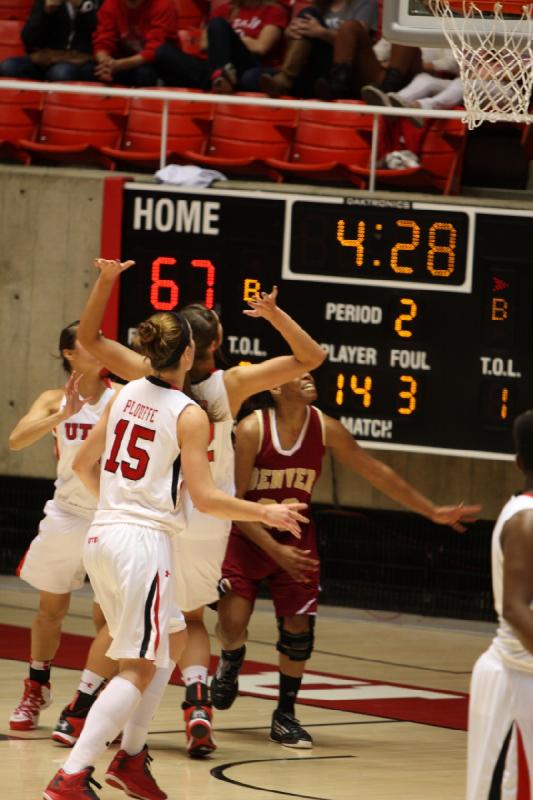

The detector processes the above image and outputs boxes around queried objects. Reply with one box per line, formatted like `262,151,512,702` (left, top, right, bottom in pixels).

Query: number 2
394,298,418,339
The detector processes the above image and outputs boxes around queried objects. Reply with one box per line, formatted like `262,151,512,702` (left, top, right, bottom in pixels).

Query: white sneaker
9,678,52,730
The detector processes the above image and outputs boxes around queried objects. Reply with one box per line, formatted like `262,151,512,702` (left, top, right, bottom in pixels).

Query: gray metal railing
0,78,487,191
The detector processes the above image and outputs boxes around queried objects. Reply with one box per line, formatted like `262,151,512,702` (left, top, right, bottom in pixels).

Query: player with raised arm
210,372,481,748
467,411,533,800
43,310,307,800
60,257,325,758
8,323,117,734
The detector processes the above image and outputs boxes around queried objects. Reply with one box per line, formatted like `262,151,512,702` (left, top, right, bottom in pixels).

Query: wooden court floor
0,576,492,800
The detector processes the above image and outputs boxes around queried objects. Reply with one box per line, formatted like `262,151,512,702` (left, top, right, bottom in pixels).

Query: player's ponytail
181,304,221,362
58,321,79,373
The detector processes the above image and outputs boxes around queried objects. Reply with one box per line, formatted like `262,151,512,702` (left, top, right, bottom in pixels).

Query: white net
429,1,533,128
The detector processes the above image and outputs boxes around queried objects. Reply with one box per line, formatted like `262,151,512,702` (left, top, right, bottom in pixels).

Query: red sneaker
182,702,217,758
42,766,101,800
105,745,167,800
10,678,52,731
52,704,89,746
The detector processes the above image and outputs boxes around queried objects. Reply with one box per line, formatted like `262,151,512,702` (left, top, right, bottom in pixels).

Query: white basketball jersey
53,384,116,517
191,370,235,494
92,376,195,532
491,492,533,674
178,369,235,537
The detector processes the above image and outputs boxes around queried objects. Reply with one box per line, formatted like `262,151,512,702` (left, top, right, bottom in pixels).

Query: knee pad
276,616,315,661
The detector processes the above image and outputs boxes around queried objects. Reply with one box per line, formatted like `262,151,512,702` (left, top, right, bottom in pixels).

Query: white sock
63,676,141,774
121,663,175,757
78,669,106,696
182,665,208,686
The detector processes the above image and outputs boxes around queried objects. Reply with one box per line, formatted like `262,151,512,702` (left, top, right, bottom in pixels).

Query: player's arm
9,388,65,451
9,371,92,451
324,415,481,531
502,510,533,653
223,287,326,417
72,399,115,498
77,258,152,381
232,413,319,583
178,406,308,536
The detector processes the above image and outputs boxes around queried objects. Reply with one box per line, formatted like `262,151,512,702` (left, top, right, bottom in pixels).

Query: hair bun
137,319,159,344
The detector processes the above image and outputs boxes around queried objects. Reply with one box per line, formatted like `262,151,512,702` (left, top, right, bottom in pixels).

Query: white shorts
467,646,533,800
168,604,187,635
171,513,231,612
84,523,176,669
18,499,91,594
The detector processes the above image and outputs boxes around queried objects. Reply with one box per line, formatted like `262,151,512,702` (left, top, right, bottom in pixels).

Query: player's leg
11,501,90,731
512,666,533,796
52,609,117,746
98,628,187,798
43,657,155,800
42,524,174,799
211,531,264,712
172,522,230,757
466,648,517,800
270,613,315,749
211,591,253,710
268,551,319,749
9,590,69,731
178,606,218,757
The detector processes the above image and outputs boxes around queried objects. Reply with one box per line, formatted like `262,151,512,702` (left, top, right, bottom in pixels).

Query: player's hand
271,544,319,584
94,258,135,282
62,372,91,419
432,502,482,533
261,501,309,537
243,285,279,321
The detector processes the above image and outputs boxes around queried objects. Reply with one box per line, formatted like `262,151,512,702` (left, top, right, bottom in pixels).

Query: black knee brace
276,616,315,661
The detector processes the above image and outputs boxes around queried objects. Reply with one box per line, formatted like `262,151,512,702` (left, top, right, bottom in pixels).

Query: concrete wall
1,165,104,480
0,165,520,519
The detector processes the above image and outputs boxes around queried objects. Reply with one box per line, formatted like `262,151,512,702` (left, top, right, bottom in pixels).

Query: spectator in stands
362,54,462,127
314,36,422,100
0,0,99,82
258,0,378,98
156,0,289,92
206,0,289,91
91,0,179,87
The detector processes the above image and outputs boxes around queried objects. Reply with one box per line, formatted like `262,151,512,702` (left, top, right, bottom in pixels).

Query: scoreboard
101,181,533,460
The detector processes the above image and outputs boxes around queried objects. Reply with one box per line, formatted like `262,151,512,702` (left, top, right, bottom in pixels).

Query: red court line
0,623,467,731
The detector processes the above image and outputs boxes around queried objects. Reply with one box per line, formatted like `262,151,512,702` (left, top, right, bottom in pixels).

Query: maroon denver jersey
223,405,325,616
232,405,325,544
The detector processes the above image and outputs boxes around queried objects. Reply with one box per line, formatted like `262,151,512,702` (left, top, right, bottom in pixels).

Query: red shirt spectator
211,1,288,41
94,0,178,63
210,0,288,66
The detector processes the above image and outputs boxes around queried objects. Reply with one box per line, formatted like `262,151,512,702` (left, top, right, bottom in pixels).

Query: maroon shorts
220,525,320,617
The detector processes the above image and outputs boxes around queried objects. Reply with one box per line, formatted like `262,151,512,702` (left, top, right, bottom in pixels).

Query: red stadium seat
0,0,31,20
19,85,128,167
348,114,467,194
266,101,372,185
185,94,298,178
100,89,213,171
0,80,42,163
0,18,24,61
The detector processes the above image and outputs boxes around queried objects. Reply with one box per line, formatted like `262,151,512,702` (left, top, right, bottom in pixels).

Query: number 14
335,373,418,416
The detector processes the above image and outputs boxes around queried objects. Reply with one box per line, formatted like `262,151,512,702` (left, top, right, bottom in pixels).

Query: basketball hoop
429,1,533,129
